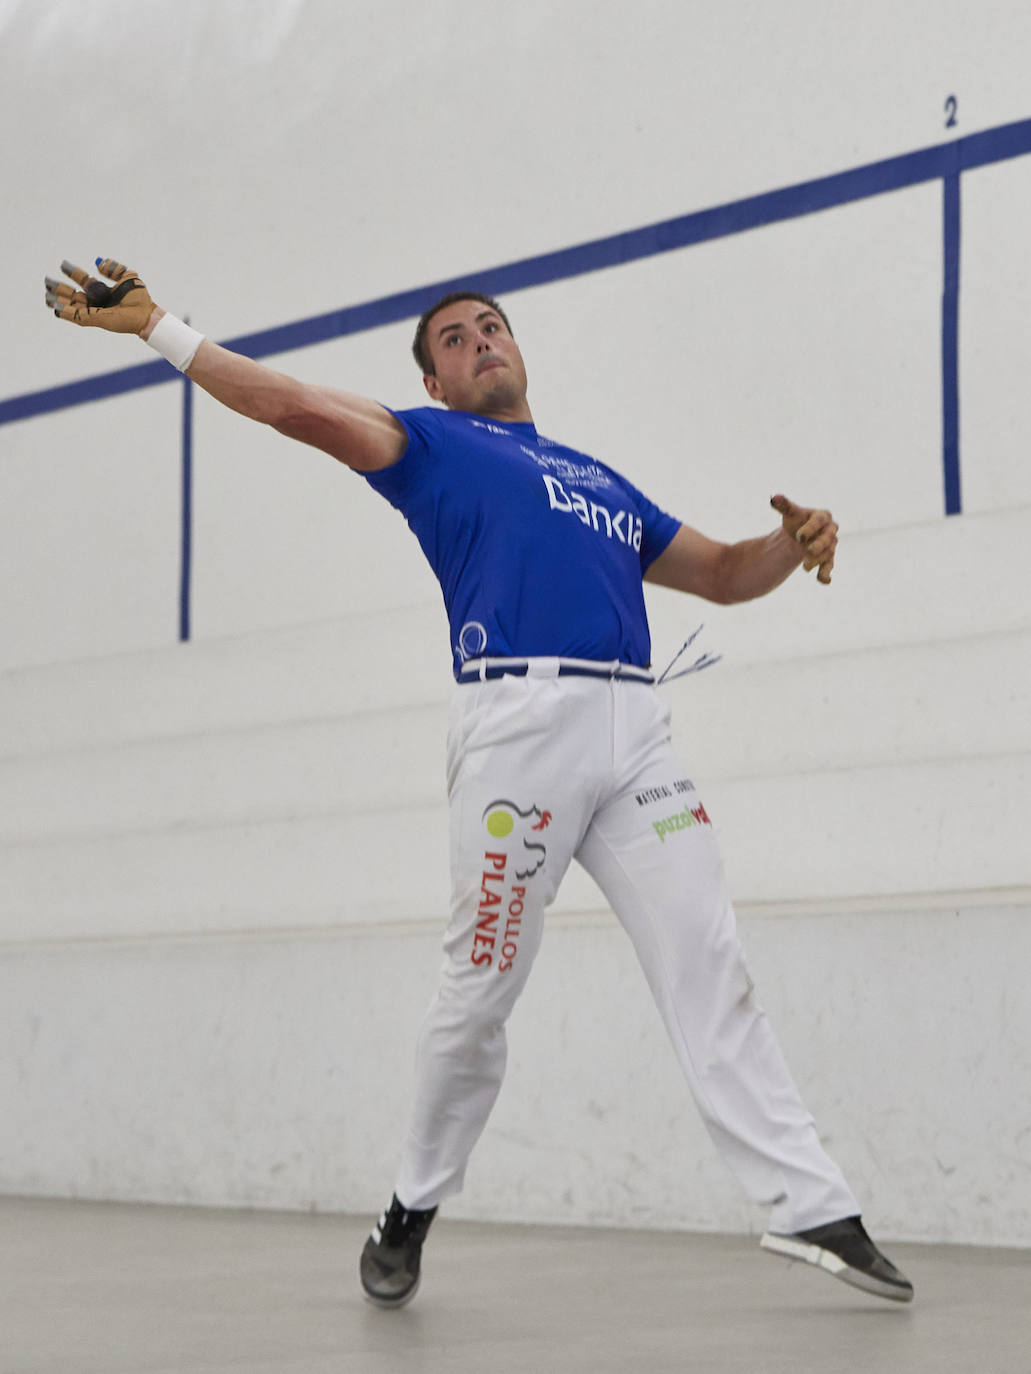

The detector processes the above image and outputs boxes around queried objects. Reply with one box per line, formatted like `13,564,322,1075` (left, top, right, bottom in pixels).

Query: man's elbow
263,377,304,428
269,384,333,445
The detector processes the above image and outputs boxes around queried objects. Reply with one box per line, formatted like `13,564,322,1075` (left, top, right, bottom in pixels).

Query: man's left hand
770,494,837,585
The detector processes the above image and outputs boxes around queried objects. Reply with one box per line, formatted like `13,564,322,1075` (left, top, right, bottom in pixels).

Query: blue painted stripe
5,116,1029,429
942,160,962,516
0,357,175,426
179,373,194,641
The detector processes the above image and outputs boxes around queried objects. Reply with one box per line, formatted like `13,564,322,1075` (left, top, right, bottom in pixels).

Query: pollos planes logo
482,798,551,879
472,799,552,974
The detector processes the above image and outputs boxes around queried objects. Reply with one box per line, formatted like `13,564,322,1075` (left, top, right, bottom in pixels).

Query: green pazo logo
653,801,711,842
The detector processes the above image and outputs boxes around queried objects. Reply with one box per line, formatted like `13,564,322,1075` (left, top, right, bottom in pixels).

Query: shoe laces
379,1197,437,1247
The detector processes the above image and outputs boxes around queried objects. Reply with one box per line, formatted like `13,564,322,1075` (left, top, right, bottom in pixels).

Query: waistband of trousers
456,656,655,685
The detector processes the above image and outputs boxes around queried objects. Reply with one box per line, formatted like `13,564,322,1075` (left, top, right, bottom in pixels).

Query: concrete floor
1,1197,1029,1374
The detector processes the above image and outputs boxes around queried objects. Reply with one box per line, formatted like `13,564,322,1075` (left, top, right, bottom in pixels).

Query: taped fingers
51,300,89,325
44,278,82,306
801,528,837,559
801,548,834,574
803,553,833,574
803,527,837,584
52,258,139,301
54,260,106,321
805,544,835,583
45,255,154,332
51,296,110,327
44,281,87,320
796,511,836,543
60,259,96,289
771,495,836,586
96,258,138,282
45,269,89,316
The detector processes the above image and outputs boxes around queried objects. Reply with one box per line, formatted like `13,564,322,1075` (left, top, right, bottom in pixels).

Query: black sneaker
359,1194,438,1309
760,1215,914,1303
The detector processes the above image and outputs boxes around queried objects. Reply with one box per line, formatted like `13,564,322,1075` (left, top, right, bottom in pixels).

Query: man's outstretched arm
44,258,406,473
644,495,838,603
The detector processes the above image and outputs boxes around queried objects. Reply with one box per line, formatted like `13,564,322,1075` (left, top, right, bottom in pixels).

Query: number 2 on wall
945,95,958,128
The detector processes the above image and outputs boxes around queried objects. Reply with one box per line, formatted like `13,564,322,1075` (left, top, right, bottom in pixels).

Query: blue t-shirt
363,408,680,677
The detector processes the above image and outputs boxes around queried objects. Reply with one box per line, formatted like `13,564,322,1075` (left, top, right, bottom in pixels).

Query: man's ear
423,373,446,404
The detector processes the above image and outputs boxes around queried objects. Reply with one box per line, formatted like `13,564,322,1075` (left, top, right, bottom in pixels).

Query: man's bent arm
645,496,837,603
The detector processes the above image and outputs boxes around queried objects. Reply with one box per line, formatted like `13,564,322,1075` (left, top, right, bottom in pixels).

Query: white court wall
1,0,1030,1245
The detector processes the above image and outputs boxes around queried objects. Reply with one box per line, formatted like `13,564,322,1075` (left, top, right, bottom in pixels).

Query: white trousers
395,667,858,1234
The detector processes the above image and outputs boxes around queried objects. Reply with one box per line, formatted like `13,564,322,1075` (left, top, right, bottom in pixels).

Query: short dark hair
412,290,514,375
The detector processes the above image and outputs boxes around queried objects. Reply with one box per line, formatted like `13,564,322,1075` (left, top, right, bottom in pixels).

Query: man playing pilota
44,257,913,1308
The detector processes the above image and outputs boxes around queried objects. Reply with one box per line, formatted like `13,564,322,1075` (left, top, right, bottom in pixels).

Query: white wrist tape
145,313,205,372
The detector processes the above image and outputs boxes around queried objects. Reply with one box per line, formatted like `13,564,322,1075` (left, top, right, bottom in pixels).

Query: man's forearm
142,305,303,427
716,529,806,603
645,498,838,601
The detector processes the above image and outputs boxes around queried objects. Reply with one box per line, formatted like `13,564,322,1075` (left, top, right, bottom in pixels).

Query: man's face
422,298,529,418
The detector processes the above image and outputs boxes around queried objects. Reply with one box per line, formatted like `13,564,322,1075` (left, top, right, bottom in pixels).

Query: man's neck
471,401,535,425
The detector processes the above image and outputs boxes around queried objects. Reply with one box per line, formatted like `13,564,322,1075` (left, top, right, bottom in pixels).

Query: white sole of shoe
360,1271,422,1310
759,1232,913,1303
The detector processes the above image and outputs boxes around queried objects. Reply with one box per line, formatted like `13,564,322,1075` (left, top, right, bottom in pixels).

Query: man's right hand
45,258,156,335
